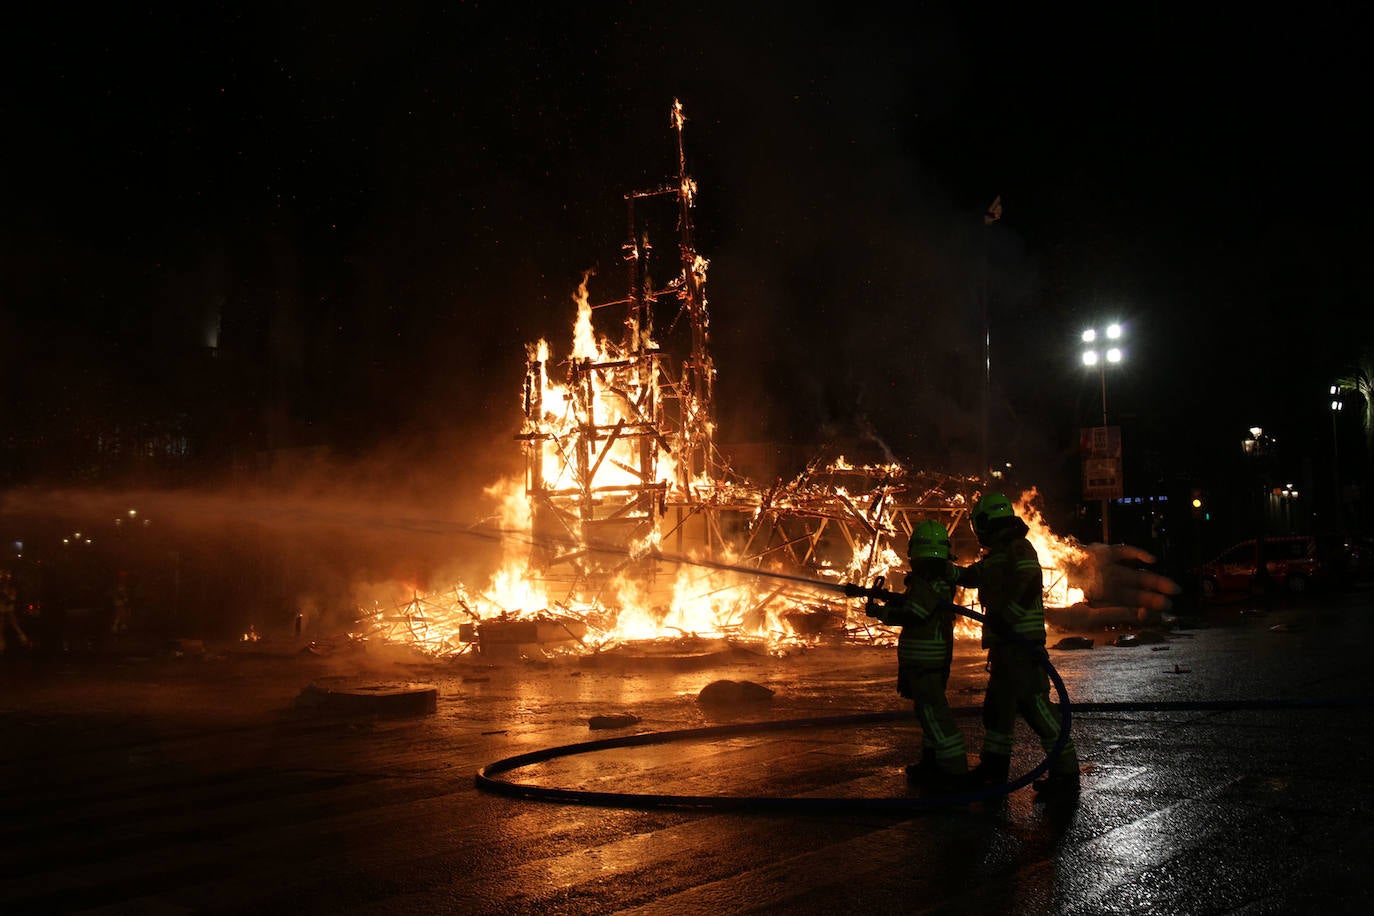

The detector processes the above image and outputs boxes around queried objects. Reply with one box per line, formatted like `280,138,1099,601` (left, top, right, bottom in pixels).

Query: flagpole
981,196,1001,481
980,226,989,479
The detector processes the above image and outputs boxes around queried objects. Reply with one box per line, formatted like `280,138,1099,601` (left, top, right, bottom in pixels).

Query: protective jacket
873,569,956,672
955,517,1045,647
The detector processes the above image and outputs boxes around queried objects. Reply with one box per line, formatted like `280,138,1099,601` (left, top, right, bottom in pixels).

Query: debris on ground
1269,623,1304,633
1170,663,1191,674
295,679,438,717
781,607,847,637
1150,645,1171,652
1051,636,1095,650
697,679,774,706
301,634,367,657
581,638,764,672
473,616,589,657
589,713,642,730
1114,629,1171,647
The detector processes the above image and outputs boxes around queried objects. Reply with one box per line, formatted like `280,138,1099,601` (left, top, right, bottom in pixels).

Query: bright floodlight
1330,385,1339,395
1106,323,1123,339
1082,350,1099,366
1106,347,1123,363
1081,329,1096,343
1332,400,1343,411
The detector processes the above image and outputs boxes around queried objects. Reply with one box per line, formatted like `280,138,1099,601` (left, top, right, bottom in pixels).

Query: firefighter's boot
967,753,1010,788
904,748,938,784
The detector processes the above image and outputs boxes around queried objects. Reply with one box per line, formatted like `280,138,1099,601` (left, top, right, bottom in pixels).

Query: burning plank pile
351,101,1088,660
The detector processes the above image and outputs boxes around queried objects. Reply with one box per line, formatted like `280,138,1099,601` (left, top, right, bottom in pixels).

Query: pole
1332,408,1343,535
1100,364,1110,543
1250,433,1272,603
980,229,990,480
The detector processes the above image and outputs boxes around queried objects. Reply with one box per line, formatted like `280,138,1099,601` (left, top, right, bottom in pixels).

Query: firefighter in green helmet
863,518,968,790
958,492,1080,799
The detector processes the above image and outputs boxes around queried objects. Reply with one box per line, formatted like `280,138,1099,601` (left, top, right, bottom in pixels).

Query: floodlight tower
1080,322,1124,542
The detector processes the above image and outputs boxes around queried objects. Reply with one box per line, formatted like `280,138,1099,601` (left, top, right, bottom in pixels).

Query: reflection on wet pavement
1,591,1372,912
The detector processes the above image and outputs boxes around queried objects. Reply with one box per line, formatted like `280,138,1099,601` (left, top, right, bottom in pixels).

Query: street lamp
1080,322,1124,541
1080,323,1124,428
1241,427,1276,598
1330,385,1344,534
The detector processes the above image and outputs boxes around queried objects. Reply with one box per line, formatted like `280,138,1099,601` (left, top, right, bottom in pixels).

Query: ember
350,102,1091,659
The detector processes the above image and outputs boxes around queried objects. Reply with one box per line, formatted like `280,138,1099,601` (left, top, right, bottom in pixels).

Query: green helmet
908,519,952,560
972,492,1016,540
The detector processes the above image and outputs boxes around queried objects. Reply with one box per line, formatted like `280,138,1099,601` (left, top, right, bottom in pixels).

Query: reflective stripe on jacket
882,575,956,667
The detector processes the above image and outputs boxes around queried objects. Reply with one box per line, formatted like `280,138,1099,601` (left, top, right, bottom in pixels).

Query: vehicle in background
1196,535,1343,599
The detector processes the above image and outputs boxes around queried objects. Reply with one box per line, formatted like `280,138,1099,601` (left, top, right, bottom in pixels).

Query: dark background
3,2,1372,550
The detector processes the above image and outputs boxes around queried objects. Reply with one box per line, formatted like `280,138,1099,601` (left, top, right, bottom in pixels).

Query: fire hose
474,690,1368,814
475,559,1368,812
475,572,1077,812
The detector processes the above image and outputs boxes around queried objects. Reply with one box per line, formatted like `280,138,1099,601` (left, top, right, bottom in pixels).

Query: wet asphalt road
2,588,1373,915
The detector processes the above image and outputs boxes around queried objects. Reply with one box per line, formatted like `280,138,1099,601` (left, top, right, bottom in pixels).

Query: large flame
351,444,1089,656
347,284,1087,657
1015,488,1088,609
353,289,802,656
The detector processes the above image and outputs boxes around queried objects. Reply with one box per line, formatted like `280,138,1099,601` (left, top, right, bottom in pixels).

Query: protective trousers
981,644,1077,777
901,665,966,776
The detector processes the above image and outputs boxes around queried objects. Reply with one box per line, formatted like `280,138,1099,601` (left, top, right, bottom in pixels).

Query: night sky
5,3,1372,516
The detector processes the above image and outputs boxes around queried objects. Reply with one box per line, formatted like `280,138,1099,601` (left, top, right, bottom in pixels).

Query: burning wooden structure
517,101,721,589
514,101,983,591
353,101,1088,659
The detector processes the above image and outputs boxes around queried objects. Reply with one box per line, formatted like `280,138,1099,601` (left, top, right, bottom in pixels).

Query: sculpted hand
1070,543,1183,612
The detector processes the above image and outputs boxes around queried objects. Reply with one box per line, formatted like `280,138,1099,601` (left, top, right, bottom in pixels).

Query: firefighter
864,519,967,790
958,493,1080,800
